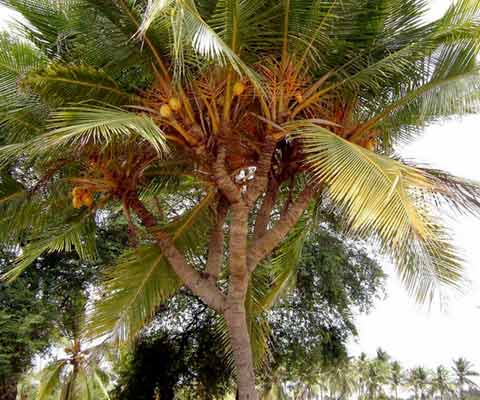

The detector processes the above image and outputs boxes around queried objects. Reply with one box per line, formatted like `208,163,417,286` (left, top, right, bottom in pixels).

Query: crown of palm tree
2,0,480,398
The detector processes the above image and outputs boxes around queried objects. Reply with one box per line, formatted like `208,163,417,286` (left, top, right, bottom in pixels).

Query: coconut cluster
160,97,182,118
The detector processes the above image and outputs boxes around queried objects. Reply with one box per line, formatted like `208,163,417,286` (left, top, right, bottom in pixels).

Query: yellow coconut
81,191,94,208
168,97,182,112
72,195,83,209
233,81,246,96
294,92,304,103
160,104,173,118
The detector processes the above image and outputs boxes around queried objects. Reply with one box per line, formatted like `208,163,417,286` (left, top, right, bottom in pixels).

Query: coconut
168,97,182,112
81,191,93,208
233,81,246,96
160,104,173,118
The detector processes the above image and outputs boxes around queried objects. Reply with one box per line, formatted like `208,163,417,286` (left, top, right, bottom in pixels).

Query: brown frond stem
253,179,279,240
213,145,242,204
247,185,314,272
245,140,276,207
205,197,229,282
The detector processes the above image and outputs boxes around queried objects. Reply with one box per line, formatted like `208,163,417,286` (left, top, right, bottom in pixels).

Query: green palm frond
291,121,470,301
0,0,72,56
87,191,215,342
45,105,169,154
83,0,169,68
87,244,181,342
0,100,47,142
139,0,265,90
2,214,97,282
207,0,277,57
22,63,140,106
0,33,47,100
258,217,311,310
37,360,67,400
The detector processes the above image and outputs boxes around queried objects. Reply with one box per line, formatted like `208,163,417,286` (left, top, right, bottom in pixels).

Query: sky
0,0,479,377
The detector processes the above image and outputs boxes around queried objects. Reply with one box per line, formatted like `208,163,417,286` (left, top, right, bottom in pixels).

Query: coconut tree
33,312,112,400
2,0,480,398
452,358,479,400
365,359,391,400
390,361,403,400
408,367,430,400
430,366,454,400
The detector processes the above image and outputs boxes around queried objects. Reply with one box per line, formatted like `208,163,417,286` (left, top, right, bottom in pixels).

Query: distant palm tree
325,361,358,400
452,358,479,400
35,313,112,400
430,366,454,400
390,361,403,400
408,367,430,400
356,353,370,400
366,360,391,400
376,349,391,363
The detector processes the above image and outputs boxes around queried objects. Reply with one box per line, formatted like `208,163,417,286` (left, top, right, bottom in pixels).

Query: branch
205,198,229,282
253,179,278,241
213,146,242,204
245,141,276,207
128,195,225,313
227,203,250,300
247,186,314,272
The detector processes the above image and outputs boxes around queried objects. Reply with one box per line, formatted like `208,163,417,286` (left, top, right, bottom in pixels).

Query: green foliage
267,228,386,384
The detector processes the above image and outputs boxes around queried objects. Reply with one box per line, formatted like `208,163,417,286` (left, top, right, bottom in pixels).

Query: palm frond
259,217,311,310
86,244,181,342
0,33,46,100
2,214,97,282
0,0,72,56
37,360,67,400
139,0,265,91
45,105,169,154
291,121,467,301
22,63,140,106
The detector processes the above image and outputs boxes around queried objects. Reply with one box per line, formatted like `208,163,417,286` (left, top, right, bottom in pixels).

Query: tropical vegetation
2,0,480,398
259,350,478,400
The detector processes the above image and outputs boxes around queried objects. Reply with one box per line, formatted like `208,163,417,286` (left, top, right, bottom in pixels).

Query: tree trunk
0,377,18,400
225,301,258,400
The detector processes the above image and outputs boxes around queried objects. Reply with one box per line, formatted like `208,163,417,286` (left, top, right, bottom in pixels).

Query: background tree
2,0,480,398
453,358,479,400
0,248,52,400
430,366,454,400
0,218,125,399
390,361,403,400
407,367,430,400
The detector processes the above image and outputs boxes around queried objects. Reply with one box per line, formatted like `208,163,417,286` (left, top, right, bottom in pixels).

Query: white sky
1,0,479,377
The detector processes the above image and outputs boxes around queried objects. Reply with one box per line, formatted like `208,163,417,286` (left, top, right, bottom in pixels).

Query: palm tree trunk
0,378,17,400
225,300,258,400
225,204,259,400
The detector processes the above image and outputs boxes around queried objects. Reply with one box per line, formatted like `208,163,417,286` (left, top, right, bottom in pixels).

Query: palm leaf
22,63,140,106
37,360,67,400
0,33,46,100
291,121,468,301
44,105,169,154
139,0,265,92
2,214,97,282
